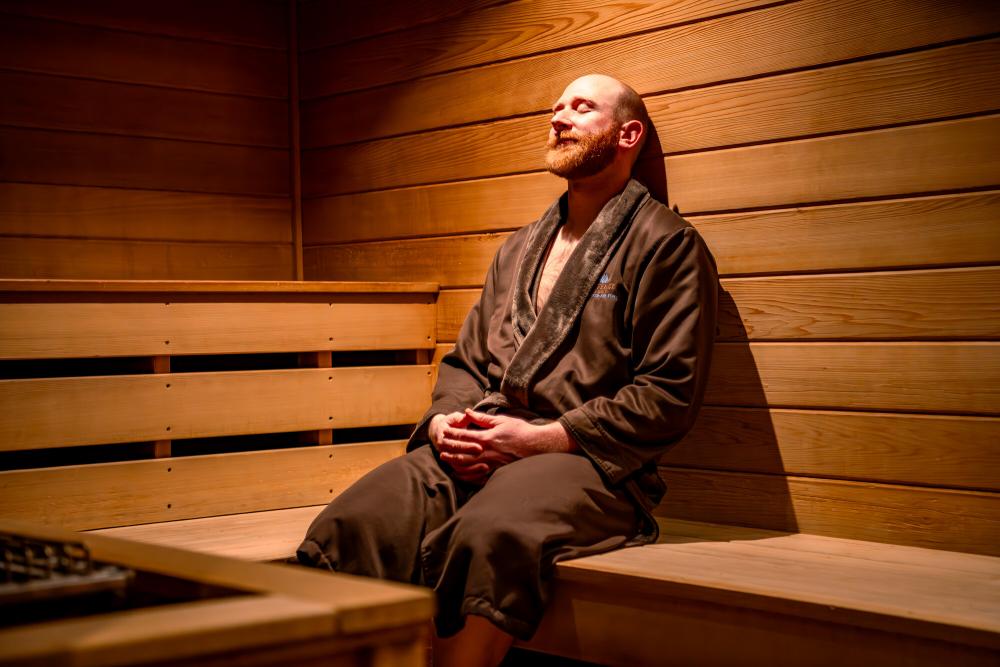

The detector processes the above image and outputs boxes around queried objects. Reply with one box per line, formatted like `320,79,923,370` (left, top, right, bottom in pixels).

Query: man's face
545,76,623,180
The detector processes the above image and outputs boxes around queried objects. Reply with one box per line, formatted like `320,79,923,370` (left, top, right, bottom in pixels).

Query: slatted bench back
0,280,438,532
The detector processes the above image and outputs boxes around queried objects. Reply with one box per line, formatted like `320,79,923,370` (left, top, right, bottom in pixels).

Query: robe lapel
482,178,649,410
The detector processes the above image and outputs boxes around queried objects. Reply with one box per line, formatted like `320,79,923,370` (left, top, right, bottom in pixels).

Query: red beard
545,122,621,179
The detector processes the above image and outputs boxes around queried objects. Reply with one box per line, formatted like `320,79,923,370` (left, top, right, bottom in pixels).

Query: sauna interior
0,1,998,666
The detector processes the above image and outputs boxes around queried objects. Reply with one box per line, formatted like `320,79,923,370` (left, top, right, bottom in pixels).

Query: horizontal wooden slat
0,441,406,531
657,468,1000,556
0,366,433,449
0,237,294,281
93,504,329,562
301,0,774,99
0,299,435,358
0,127,289,197
0,184,291,243
299,0,503,51
430,342,1000,415
435,267,1000,342
667,407,1000,491
0,0,287,49
0,279,439,294
304,40,1000,188
0,13,287,98
0,71,289,147
306,0,1000,144
705,342,999,415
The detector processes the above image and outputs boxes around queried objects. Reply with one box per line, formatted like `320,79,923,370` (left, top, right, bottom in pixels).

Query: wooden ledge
0,279,439,294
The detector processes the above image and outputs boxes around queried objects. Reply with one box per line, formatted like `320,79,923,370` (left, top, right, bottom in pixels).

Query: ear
618,119,644,150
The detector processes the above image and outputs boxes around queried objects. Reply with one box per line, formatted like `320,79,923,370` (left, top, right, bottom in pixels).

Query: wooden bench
1,279,998,666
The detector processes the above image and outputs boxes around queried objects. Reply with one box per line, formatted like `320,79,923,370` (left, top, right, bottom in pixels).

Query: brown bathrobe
297,178,719,640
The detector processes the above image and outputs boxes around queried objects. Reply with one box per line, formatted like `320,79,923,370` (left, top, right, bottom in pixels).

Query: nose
550,108,571,133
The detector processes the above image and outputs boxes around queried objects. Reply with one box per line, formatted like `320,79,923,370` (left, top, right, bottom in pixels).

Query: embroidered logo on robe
592,273,618,300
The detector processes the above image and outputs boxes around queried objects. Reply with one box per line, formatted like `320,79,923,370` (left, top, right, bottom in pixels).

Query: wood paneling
436,267,1000,342
0,184,291,243
0,367,433,449
0,13,287,98
0,0,288,48
0,441,406,531
666,407,1000,491
0,237,294,280
0,300,435,359
0,127,289,197
303,39,1000,177
658,468,1000,556
302,0,775,98
0,71,289,147
705,342,1000,415
303,0,1000,144
299,0,505,51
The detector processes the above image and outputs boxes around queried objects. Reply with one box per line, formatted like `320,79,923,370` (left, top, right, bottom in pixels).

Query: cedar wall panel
299,0,1000,548
0,1,293,279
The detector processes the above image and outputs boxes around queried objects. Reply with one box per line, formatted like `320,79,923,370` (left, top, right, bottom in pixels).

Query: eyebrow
552,96,599,112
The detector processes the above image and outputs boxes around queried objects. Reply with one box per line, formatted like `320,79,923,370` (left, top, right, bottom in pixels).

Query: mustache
547,131,581,148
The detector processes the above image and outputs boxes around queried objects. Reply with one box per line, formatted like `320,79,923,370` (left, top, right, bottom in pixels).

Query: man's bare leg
432,615,515,667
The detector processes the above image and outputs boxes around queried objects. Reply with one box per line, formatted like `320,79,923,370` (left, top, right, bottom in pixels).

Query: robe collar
477,178,649,411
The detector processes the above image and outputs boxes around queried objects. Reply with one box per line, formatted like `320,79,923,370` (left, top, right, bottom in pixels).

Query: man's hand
434,409,579,484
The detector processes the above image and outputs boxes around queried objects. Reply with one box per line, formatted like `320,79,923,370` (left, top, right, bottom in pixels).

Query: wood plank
0,300,435,358
0,70,289,147
303,39,1000,187
0,127,289,197
0,237,294,281
669,115,1000,214
0,13,287,98
0,441,407,530
705,342,1000,415
657,468,1000,556
299,0,511,51
301,0,775,98
668,407,1000,491
0,279,438,294
436,267,1000,342
94,504,328,561
0,184,291,243
429,341,1000,415
305,0,1000,143
0,0,288,49
0,367,432,449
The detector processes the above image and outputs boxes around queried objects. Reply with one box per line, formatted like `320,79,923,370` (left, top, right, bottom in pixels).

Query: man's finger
438,438,483,455
443,427,488,445
463,409,502,427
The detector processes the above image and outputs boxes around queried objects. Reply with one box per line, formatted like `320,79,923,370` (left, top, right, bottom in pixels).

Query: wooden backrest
297,1,1000,556
0,280,438,531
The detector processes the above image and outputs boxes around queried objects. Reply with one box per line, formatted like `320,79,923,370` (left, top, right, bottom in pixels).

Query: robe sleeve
405,248,499,450
558,226,718,485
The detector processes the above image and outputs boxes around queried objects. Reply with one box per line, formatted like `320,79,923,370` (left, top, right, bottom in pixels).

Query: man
297,74,718,667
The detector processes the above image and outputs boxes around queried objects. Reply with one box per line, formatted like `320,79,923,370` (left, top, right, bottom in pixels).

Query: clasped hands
428,408,577,485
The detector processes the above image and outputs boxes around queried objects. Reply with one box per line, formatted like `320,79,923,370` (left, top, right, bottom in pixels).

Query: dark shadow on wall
631,119,668,207
656,287,799,541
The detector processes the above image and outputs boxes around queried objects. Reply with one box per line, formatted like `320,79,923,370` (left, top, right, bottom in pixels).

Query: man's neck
563,169,631,238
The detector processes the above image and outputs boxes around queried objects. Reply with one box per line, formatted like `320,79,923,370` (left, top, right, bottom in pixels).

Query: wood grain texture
303,39,1000,187
0,366,433,449
0,184,292,243
657,468,1000,556
0,13,287,98
304,0,1000,144
435,267,1000,342
0,279,438,294
299,0,505,51
667,407,1000,491
0,300,435,358
0,0,287,48
0,237,294,280
705,342,1000,415
0,127,289,196
0,441,407,530
0,70,289,147
301,0,775,98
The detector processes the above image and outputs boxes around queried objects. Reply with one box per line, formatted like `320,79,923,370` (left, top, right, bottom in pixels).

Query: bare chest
535,234,580,312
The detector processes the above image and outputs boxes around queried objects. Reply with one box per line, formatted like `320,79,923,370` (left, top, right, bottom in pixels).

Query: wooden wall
299,0,1000,552
0,0,295,279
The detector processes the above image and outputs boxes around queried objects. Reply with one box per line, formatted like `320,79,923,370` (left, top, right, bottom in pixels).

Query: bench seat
93,511,1000,665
